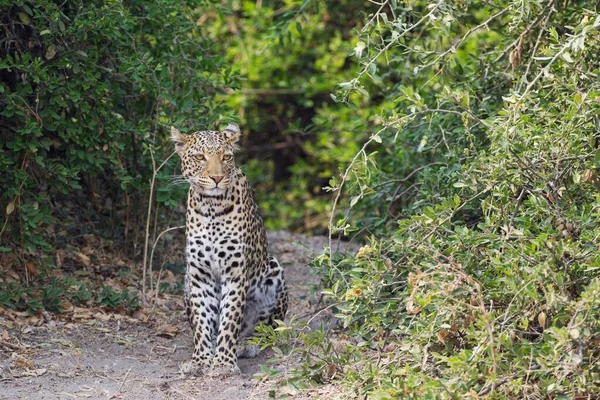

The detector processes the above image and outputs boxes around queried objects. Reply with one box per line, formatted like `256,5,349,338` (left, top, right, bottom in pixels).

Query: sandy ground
0,232,337,400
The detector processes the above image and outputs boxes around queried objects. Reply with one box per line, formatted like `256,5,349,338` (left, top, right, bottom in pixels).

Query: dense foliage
0,0,234,257
253,0,600,398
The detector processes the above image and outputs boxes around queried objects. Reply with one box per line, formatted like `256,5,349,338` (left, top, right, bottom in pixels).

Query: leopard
171,122,288,377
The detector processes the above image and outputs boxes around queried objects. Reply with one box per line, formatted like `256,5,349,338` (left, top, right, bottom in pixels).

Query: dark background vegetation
1,0,600,398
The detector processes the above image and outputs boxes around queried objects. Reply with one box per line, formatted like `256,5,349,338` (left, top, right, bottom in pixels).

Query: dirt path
0,232,330,400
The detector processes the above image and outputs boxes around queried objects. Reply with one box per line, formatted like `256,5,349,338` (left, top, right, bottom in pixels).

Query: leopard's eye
195,154,206,161
223,154,233,161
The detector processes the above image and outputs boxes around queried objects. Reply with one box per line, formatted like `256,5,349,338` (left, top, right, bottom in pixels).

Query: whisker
166,175,198,188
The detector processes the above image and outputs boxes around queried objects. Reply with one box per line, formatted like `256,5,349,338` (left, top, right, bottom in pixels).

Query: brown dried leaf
537,311,547,329
162,270,176,283
25,262,39,277
133,309,149,323
55,250,63,269
94,312,111,322
437,329,449,344
75,252,91,267
14,358,34,369
406,299,421,315
583,169,596,183
60,301,74,314
13,368,47,378
6,202,15,216
326,363,336,378
156,324,179,338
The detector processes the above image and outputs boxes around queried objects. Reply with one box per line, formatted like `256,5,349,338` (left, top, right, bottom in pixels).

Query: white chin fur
199,186,227,196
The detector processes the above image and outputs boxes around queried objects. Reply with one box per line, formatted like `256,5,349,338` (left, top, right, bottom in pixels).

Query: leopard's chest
185,208,248,282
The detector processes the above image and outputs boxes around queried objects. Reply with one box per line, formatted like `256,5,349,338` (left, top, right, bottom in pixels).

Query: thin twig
354,1,442,84
142,150,178,305
110,366,132,399
493,2,553,64
0,340,26,351
375,162,446,188
517,7,555,92
420,6,510,71
148,225,185,299
517,29,589,104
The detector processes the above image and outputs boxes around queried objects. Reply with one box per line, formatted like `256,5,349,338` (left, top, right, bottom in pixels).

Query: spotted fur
171,123,288,376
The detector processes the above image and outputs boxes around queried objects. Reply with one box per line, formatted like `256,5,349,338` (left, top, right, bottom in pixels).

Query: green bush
258,1,600,398
0,0,235,256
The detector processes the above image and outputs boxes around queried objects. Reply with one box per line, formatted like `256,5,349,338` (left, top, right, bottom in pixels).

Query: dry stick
111,366,132,398
142,150,178,306
153,259,169,306
142,150,157,306
148,225,185,305
0,340,26,351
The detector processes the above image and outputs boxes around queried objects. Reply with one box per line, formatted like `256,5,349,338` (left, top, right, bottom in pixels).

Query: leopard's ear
171,126,189,154
222,123,240,145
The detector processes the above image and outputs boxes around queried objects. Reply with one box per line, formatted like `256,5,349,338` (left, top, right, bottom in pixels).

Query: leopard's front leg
209,261,248,376
181,259,219,375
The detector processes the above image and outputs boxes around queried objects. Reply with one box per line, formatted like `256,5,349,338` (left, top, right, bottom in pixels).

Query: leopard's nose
210,175,224,184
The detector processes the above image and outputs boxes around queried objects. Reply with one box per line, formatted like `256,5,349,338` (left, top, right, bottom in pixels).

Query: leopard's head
171,123,241,195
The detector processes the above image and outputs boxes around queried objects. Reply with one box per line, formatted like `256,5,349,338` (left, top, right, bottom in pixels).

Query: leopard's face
171,124,240,195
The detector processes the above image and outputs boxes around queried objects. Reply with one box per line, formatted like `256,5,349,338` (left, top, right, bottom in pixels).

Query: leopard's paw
179,360,205,377
207,363,241,378
238,343,261,359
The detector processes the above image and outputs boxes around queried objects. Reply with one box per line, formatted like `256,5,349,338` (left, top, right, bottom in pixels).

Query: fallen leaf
162,270,176,283
60,301,74,314
406,299,421,315
14,359,34,369
72,311,93,320
50,338,75,347
133,309,149,323
27,316,42,326
537,311,547,329
25,262,39,277
94,312,111,322
12,368,47,378
437,329,449,344
75,252,91,267
55,250,63,268
156,324,179,338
